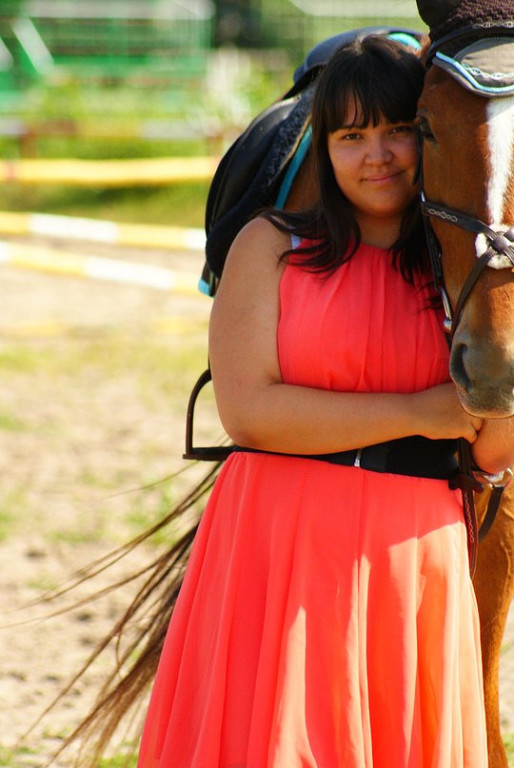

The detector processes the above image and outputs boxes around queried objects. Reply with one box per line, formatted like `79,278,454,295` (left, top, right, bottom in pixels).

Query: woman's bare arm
209,217,483,455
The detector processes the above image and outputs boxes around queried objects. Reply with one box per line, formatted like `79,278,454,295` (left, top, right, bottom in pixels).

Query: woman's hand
411,384,514,474
411,383,484,443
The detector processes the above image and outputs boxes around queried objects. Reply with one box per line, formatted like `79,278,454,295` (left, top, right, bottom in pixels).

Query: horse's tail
30,463,221,768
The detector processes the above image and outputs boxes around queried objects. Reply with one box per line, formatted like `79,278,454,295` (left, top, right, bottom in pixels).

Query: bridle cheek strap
421,195,514,337
420,193,514,573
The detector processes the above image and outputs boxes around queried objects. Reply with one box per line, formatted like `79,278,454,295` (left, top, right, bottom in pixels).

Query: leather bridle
420,20,514,338
420,196,514,338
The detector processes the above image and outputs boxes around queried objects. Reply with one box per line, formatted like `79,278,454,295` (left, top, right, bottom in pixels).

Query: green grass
0,134,213,161
0,345,46,374
24,572,60,592
0,745,42,768
0,412,27,432
0,506,15,542
123,473,205,546
0,332,208,386
503,732,514,764
98,753,137,768
0,181,210,228
0,490,30,541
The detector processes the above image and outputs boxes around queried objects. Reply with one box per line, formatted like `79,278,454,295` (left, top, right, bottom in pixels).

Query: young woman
134,35,512,768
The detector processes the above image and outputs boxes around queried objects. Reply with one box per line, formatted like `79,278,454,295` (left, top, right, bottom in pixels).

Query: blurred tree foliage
1,1,24,13
213,0,265,47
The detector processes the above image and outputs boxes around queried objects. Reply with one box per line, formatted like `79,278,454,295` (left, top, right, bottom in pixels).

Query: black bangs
317,36,425,134
325,73,419,131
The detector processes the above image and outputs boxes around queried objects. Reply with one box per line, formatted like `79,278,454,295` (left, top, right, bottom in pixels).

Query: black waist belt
233,435,459,480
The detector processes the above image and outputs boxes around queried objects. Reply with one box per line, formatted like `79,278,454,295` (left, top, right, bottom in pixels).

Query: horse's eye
417,116,436,142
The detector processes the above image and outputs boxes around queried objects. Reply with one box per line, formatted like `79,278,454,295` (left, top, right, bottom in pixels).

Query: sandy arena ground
0,237,512,766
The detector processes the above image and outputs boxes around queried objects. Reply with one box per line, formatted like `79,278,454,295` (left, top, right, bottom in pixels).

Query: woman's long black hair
264,35,428,284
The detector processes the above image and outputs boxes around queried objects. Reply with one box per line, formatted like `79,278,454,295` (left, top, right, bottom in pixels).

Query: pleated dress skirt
137,244,487,767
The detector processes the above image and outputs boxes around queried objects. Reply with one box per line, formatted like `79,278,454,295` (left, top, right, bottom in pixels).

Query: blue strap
198,276,212,295
387,31,422,50
275,126,312,209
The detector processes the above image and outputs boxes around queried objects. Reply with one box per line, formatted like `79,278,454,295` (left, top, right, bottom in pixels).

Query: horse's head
417,40,514,418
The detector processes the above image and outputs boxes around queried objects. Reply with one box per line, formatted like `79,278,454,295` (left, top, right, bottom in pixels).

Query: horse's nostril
450,342,472,393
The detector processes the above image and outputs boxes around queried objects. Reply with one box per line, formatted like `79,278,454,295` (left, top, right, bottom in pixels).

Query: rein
419,25,514,568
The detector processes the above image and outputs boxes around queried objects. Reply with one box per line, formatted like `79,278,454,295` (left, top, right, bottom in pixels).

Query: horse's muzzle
450,335,514,418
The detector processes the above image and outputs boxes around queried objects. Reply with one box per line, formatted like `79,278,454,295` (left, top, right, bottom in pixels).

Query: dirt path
0,237,512,766
0,240,215,765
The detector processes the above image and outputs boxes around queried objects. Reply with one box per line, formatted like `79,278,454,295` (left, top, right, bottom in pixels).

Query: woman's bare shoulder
224,215,292,277
211,215,291,333
236,214,291,244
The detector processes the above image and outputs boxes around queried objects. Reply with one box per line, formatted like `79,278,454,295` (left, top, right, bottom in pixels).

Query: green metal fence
0,0,214,90
0,1,428,131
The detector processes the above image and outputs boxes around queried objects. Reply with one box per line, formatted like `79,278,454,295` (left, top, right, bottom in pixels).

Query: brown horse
474,487,514,768
417,61,514,768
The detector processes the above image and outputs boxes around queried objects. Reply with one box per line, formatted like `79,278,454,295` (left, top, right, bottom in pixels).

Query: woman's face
327,100,419,233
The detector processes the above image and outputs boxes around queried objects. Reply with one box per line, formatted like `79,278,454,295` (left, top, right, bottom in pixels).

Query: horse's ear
416,0,463,28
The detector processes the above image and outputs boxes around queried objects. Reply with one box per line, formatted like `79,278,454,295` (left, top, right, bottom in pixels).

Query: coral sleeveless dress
137,244,487,768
